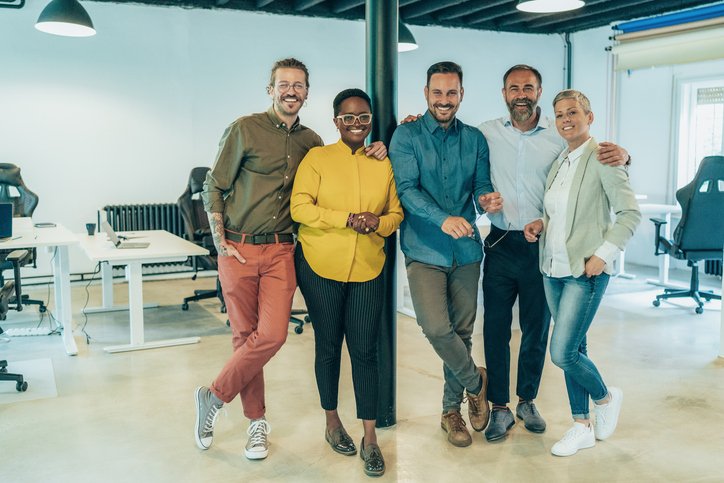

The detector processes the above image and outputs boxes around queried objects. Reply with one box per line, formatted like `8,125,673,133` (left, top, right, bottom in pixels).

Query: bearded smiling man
477,64,631,443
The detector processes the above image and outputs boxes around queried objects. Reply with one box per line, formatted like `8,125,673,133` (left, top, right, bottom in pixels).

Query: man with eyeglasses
477,64,630,442
389,61,502,448
194,58,387,461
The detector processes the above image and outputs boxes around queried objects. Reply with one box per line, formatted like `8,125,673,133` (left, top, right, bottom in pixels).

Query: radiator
99,203,184,237
98,203,192,273
705,260,723,277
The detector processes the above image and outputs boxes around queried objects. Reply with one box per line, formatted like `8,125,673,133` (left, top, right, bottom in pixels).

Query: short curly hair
332,88,371,117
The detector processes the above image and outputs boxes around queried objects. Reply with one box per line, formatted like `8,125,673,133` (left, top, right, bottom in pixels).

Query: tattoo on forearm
207,212,227,254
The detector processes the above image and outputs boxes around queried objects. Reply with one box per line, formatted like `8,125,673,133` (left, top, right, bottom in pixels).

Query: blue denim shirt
389,111,493,267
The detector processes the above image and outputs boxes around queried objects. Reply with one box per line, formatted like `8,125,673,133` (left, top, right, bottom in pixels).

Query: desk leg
103,262,200,353
128,262,145,347
53,245,78,356
82,262,158,314
102,261,114,308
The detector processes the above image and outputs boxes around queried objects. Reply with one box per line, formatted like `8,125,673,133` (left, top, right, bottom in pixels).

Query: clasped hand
352,212,380,235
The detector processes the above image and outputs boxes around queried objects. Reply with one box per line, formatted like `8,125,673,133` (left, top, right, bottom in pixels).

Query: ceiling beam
465,3,517,25
436,0,512,22
332,0,363,13
256,0,275,7
294,0,326,10
402,0,468,19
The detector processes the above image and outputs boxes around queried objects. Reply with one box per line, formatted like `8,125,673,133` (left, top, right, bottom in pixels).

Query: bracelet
347,213,355,227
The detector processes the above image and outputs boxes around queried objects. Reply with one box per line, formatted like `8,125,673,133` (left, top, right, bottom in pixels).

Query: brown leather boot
466,366,490,431
441,409,472,447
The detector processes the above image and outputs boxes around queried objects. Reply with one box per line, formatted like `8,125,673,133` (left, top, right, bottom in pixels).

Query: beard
274,95,302,117
507,98,537,123
429,103,456,124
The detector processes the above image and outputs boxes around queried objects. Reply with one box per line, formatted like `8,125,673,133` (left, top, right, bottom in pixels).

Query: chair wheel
226,320,230,327
652,299,660,307
304,316,311,323
182,303,189,311
16,381,27,392
294,326,303,334
39,306,47,313
221,306,227,314
695,306,704,314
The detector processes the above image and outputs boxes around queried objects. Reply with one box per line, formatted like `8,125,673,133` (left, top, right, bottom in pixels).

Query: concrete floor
0,265,722,482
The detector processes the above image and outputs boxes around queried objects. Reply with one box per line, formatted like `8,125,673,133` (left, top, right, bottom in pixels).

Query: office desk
2,223,79,356
76,230,208,353
639,204,682,286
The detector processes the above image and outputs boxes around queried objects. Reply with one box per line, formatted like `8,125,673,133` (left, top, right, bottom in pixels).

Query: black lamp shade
36,0,96,37
399,21,418,52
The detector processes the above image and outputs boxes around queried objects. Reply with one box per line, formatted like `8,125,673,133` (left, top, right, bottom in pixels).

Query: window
676,79,724,189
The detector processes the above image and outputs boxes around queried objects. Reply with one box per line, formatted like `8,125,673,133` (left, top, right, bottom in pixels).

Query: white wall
1,3,565,276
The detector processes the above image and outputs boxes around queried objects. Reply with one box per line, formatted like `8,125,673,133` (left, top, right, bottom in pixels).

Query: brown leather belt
225,231,294,245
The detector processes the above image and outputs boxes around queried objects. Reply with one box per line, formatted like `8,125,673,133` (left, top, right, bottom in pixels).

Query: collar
422,110,459,134
267,105,300,132
503,106,550,133
335,138,367,156
558,137,593,165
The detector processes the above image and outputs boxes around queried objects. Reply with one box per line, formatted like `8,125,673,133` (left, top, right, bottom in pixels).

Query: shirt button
285,176,289,179
273,216,276,219
278,195,282,199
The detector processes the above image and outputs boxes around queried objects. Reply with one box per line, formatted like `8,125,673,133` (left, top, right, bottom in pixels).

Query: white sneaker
245,417,271,460
594,386,623,441
551,422,595,457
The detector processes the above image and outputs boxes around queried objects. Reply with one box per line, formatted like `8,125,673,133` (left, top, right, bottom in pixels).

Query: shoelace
203,404,226,433
448,413,467,431
560,425,587,443
247,419,272,447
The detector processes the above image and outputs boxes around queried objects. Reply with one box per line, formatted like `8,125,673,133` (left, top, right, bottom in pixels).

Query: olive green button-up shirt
202,106,324,235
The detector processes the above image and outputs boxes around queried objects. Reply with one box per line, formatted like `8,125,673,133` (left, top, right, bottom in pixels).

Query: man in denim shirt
389,61,502,448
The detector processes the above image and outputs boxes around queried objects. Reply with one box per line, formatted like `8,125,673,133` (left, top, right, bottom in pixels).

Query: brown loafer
325,426,357,456
360,437,385,477
441,409,472,447
466,366,490,431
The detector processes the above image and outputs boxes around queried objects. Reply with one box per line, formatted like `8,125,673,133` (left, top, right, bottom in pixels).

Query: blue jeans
544,273,610,420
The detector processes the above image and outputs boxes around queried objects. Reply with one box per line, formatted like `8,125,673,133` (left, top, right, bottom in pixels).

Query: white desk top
1,223,78,249
639,203,682,214
76,230,208,264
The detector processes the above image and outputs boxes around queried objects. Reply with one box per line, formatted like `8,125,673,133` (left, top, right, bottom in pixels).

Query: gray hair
552,89,591,113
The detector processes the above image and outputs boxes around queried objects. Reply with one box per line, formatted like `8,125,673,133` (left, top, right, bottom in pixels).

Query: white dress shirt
542,138,620,278
478,108,567,231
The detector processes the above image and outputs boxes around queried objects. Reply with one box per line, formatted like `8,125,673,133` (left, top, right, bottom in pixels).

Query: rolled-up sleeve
202,122,245,214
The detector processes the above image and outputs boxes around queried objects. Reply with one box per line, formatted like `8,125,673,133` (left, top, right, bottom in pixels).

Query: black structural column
366,0,398,428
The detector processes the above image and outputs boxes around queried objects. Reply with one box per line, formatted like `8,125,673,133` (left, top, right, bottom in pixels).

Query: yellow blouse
291,139,404,283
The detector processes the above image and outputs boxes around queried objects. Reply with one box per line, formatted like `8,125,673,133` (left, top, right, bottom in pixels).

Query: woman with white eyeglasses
291,88,403,477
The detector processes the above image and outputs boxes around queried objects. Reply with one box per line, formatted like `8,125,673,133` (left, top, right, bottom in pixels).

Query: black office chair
0,164,47,319
178,167,226,313
651,155,724,314
0,163,42,394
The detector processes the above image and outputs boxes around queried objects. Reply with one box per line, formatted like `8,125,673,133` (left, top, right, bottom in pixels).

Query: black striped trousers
295,244,383,421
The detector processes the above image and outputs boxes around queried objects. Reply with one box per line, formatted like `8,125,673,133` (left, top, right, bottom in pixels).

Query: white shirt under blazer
538,137,642,278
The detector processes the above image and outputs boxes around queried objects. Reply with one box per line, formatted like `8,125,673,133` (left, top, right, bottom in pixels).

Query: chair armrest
6,250,30,265
649,218,669,256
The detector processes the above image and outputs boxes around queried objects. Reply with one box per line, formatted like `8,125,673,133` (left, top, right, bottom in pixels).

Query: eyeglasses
336,114,373,125
275,82,307,92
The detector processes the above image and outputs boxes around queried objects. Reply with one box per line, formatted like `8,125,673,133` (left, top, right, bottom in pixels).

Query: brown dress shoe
441,409,472,447
466,366,490,432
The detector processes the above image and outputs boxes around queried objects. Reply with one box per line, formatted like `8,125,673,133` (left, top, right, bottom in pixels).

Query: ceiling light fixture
516,0,584,13
35,0,96,37
399,21,418,52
